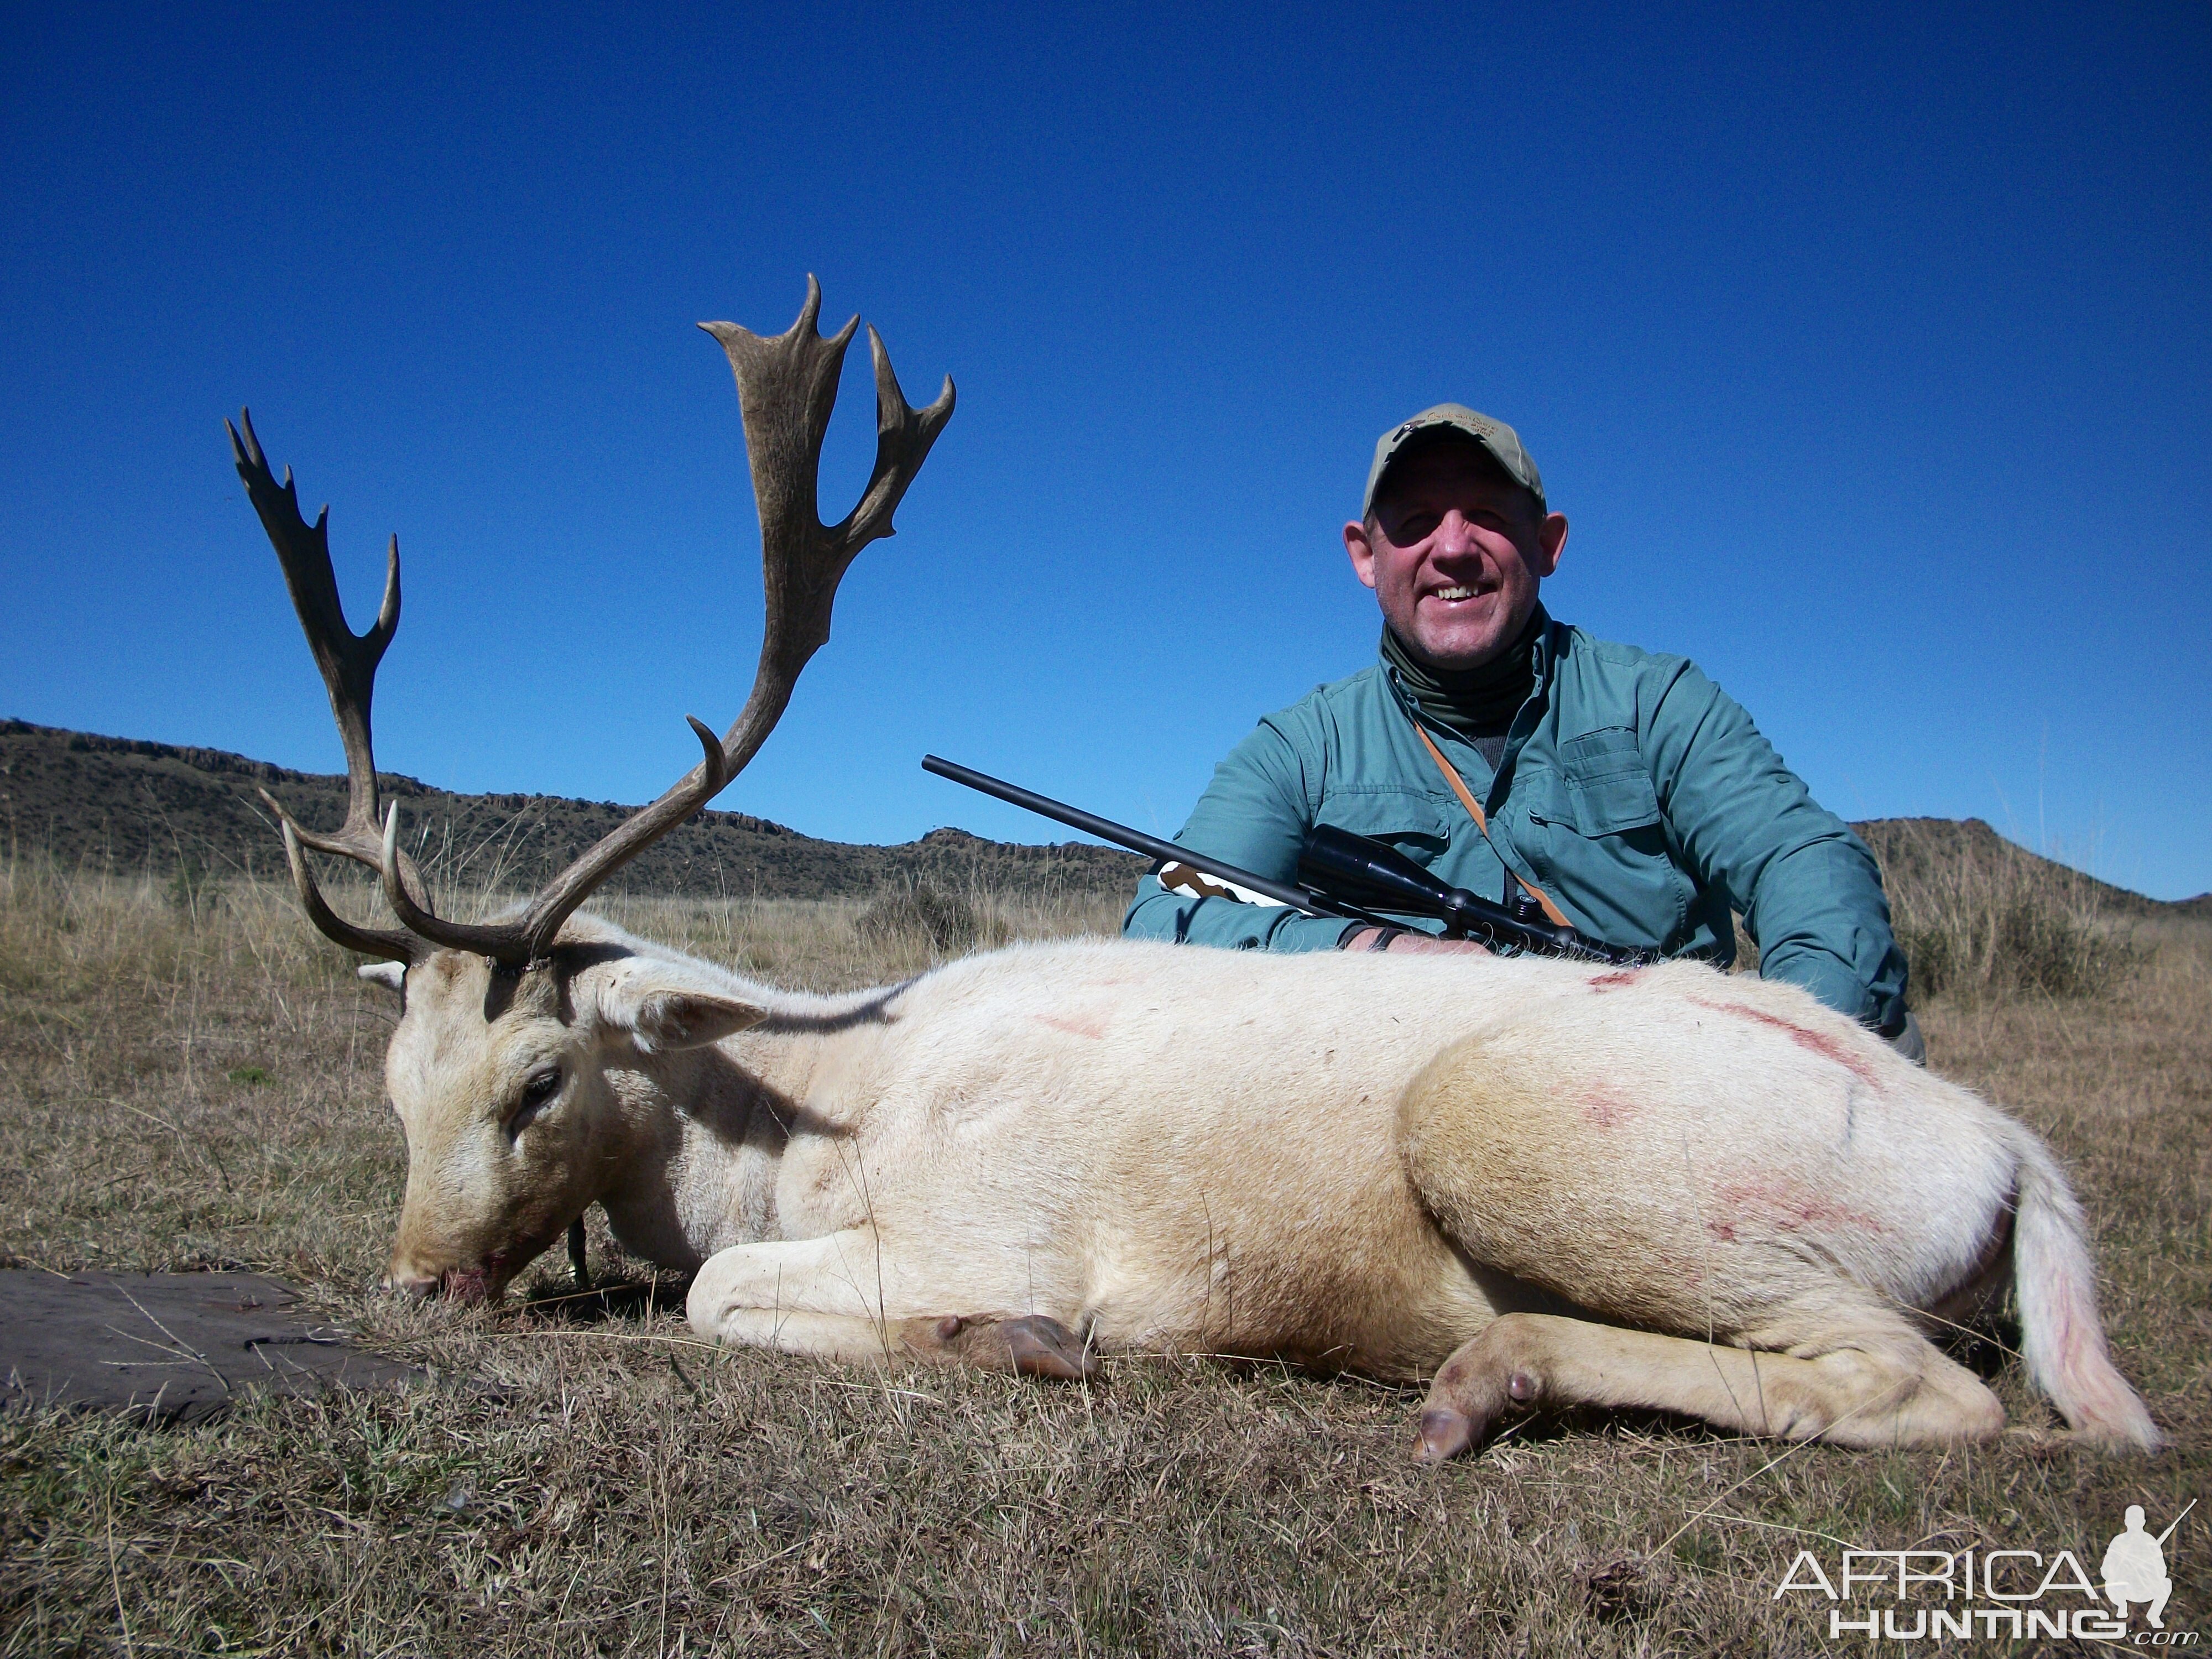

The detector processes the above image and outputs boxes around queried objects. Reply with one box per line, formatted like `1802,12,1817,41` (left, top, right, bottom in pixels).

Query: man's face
1343,437,1568,671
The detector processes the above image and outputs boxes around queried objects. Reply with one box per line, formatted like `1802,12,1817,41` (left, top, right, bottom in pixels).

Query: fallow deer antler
229,409,426,964
240,279,954,968
702,275,957,772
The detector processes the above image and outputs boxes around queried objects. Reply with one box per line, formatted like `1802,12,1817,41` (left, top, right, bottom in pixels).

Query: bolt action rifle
922,755,1656,967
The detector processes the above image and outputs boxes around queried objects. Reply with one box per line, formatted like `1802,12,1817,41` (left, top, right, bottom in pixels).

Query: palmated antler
229,410,425,963
238,278,953,968
701,275,957,770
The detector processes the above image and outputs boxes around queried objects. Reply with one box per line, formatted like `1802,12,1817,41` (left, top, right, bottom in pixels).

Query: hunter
1122,404,1922,1058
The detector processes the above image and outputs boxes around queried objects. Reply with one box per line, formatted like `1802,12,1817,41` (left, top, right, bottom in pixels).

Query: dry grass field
1,845,2205,1656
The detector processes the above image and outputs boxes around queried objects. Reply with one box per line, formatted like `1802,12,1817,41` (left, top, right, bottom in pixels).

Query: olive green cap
1361,404,1545,518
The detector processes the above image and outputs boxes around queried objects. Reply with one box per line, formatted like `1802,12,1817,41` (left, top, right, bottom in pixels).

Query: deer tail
2008,1128,2162,1450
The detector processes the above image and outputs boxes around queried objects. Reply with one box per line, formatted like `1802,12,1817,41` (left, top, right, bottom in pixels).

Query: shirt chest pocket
1520,729,1685,941
1547,728,1662,837
1313,788,1451,857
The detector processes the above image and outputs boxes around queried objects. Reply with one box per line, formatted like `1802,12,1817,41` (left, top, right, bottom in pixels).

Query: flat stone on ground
0,1269,422,1425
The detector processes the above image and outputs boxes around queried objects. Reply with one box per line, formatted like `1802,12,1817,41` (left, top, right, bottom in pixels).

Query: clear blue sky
3,4,2206,898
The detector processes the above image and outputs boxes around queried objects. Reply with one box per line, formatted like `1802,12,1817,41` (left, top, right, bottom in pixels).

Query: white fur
375,921,2159,1450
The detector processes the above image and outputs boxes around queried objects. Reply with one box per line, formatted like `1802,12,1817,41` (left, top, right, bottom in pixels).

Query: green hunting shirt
1121,619,1909,1029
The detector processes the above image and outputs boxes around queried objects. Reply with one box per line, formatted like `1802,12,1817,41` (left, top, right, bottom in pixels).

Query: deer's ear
597,961,768,1052
358,961,406,995
629,990,769,1051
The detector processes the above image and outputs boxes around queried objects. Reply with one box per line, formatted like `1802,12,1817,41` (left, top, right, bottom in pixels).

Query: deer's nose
384,1272,441,1300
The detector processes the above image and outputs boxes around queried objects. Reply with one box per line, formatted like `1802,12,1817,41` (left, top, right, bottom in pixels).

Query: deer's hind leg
1412,1309,2005,1462
1394,1031,2006,1458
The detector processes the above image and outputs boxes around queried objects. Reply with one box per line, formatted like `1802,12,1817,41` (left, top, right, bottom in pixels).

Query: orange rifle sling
1410,721,1573,930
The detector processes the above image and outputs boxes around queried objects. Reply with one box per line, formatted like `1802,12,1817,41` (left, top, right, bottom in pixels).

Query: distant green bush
853,883,984,954
165,855,220,914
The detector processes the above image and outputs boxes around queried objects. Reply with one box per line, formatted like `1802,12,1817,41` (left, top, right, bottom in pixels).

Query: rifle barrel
2153,1498,2196,1547
921,755,1362,921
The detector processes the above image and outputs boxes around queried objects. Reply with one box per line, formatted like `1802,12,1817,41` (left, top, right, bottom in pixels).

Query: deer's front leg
685,1232,1095,1379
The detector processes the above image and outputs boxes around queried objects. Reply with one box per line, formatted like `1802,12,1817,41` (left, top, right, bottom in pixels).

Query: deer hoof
1000,1315,1097,1381
1415,1407,1476,1464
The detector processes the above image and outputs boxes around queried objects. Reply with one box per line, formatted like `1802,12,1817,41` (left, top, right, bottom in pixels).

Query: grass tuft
853,880,1001,956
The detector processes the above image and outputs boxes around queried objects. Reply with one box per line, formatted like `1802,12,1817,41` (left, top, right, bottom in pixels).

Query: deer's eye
509,1066,562,1133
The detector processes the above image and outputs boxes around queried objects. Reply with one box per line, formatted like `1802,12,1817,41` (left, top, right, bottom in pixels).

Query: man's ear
358,961,406,995
1344,519,1380,590
598,961,769,1053
1533,510,1568,578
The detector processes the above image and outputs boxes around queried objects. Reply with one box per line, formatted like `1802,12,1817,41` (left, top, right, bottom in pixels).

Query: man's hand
1343,927,1487,956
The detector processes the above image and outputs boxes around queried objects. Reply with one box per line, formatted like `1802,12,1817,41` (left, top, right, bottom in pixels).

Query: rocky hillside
0,720,1145,901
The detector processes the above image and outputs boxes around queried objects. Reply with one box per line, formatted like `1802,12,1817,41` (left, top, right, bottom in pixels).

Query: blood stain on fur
1036,1013,1107,1040
1698,999,1880,1087
1712,1178,1885,1237
1580,1089,1636,1127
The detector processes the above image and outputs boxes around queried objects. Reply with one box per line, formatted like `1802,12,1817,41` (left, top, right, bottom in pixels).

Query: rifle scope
1296,825,1648,966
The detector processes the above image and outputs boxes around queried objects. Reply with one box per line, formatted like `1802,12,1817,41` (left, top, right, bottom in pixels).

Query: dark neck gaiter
1380,604,1548,745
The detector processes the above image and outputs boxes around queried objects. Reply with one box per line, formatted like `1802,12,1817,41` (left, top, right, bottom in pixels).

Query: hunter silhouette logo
1773,1498,2198,1644
2105,1501,2192,1630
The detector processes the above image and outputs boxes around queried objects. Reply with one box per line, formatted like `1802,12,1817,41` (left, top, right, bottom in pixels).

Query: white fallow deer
234,281,2161,1460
